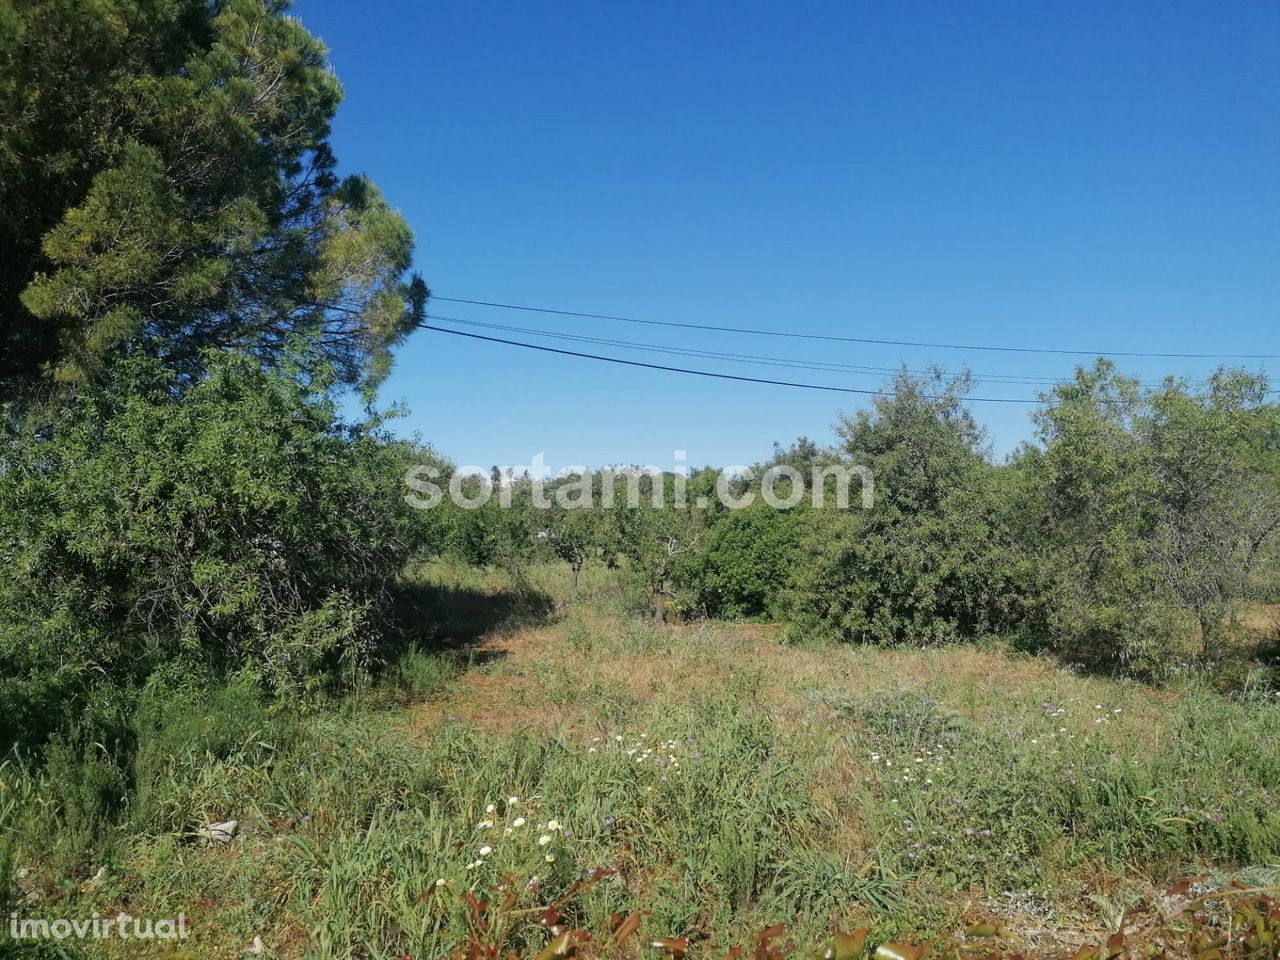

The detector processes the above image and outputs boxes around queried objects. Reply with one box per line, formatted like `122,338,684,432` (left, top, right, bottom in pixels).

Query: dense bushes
506,362,1278,673
1029,363,1280,671
676,505,803,620
0,352,420,748
765,365,1279,667
785,372,1049,645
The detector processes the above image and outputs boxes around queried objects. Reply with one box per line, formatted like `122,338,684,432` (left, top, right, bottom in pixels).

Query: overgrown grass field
3,562,1278,959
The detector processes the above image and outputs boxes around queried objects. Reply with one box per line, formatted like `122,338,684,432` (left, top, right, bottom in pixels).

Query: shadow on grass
370,578,556,699
386,578,557,653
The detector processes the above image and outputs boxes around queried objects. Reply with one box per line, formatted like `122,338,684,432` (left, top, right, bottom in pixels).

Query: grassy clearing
2,562,1278,959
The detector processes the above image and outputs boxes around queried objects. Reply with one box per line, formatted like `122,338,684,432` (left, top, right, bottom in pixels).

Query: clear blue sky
297,0,1279,470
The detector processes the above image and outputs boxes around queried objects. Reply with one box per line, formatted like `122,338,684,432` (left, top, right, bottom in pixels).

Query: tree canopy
1,0,425,393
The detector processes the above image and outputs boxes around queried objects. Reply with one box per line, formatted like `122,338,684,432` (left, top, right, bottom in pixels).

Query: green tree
675,503,803,620
1034,362,1280,665
1,0,425,393
609,473,706,623
545,506,603,594
788,370,1043,645
0,350,419,747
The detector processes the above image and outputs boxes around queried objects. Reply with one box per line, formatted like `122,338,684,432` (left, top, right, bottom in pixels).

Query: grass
1,561,1278,958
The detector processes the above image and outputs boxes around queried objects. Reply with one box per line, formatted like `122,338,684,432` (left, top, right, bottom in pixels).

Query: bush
0,351,421,748
675,505,802,620
128,674,276,835
1028,363,1280,670
786,372,1046,646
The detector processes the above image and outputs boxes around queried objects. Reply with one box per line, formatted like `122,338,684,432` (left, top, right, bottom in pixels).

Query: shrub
0,351,420,748
1028,362,1280,670
786,371,1046,645
675,505,802,620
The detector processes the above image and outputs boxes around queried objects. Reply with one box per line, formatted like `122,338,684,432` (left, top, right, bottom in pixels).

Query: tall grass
1,563,1277,958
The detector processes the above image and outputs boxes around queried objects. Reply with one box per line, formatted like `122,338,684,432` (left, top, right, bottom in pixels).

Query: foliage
544,505,608,593
0,351,420,748
609,473,708,622
2,563,1278,958
787,370,1046,645
1031,361,1280,670
674,503,804,620
0,0,425,393
425,879,1280,960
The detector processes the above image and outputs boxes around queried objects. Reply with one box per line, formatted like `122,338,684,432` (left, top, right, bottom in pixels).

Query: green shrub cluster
0,352,421,748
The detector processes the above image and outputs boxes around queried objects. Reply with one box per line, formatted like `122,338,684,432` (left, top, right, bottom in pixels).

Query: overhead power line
429,313,1178,387
433,295,1280,360
418,323,1043,403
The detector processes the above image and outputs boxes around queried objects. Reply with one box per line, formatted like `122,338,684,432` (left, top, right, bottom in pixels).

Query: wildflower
435,878,447,888
1112,708,1121,713
588,747,597,753
614,735,623,742
545,854,555,863
508,796,519,805
512,817,526,827
479,845,492,856
504,828,513,836
477,820,494,829
547,820,561,831
485,804,495,814
538,834,552,846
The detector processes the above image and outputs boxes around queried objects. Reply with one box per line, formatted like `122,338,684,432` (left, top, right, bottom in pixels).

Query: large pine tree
0,0,425,393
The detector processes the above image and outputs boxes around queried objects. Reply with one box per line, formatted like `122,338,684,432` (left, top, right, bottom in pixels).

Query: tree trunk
1199,609,1218,660
653,589,667,624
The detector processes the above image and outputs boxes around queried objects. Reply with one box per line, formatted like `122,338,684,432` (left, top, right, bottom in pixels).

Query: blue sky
297,0,1279,470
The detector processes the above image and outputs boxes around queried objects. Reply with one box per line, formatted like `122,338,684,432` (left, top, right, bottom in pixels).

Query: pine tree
1,0,425,393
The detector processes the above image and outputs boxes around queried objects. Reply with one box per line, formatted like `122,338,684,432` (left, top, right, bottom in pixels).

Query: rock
195,819,239,845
